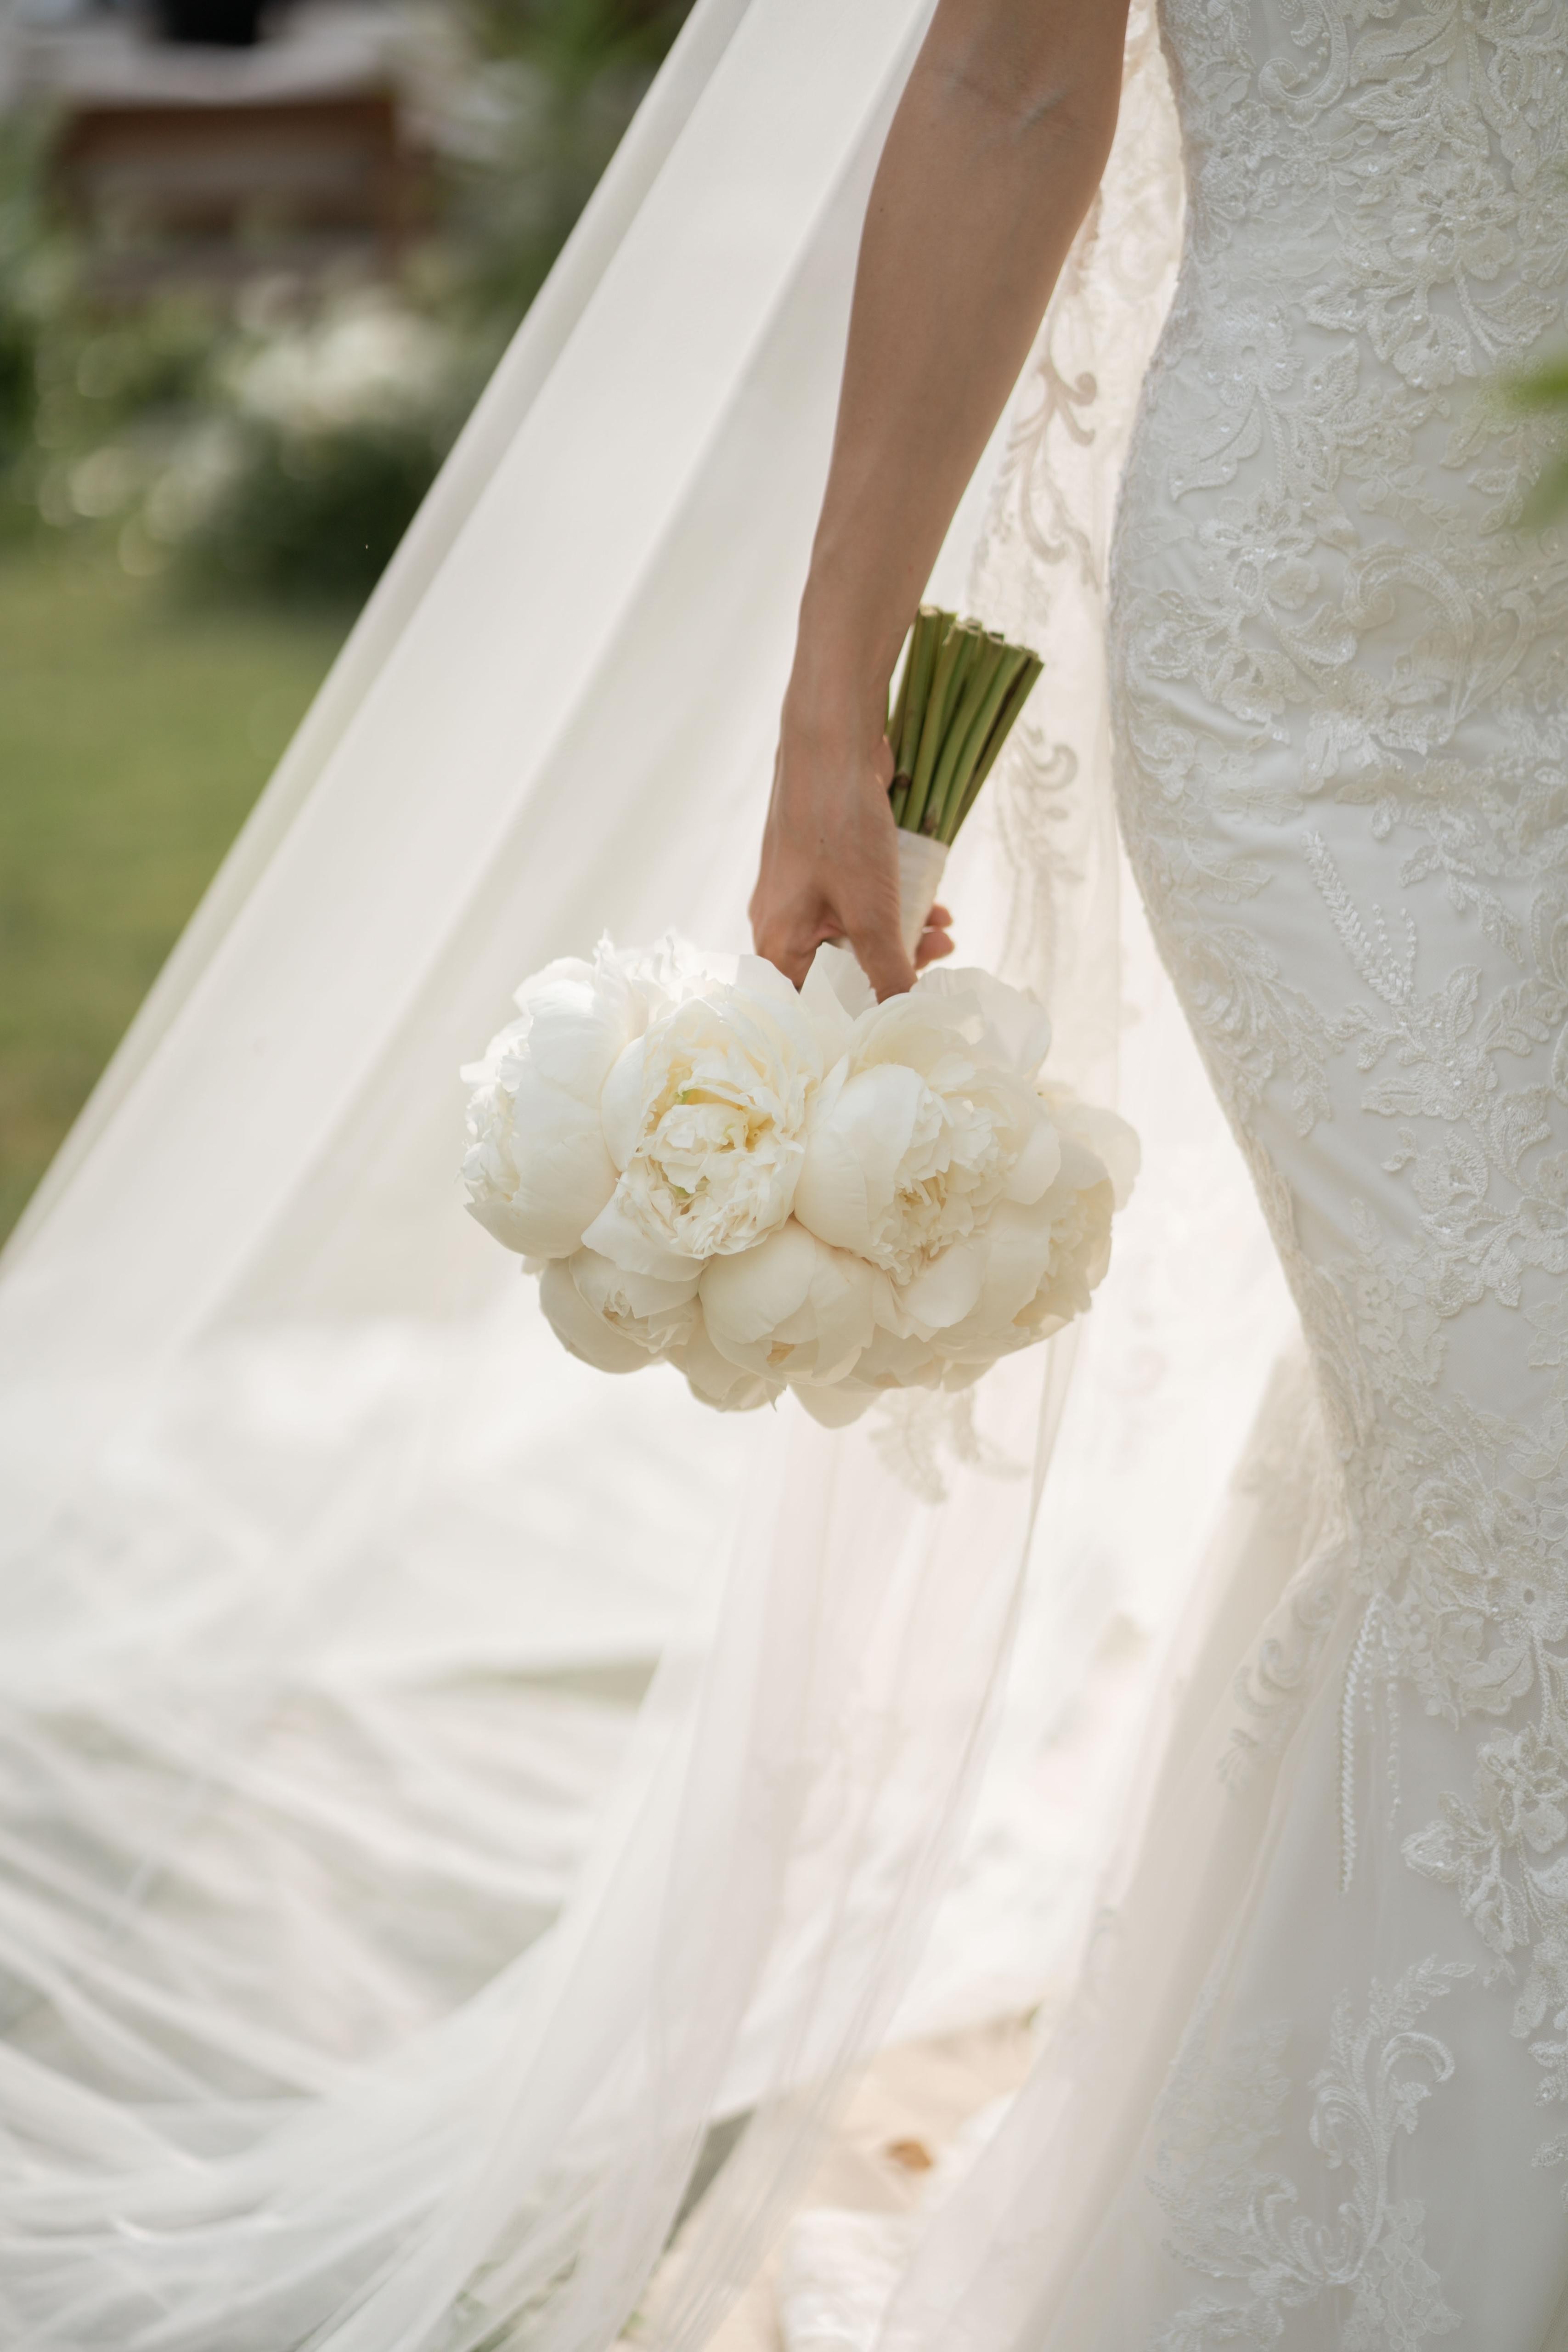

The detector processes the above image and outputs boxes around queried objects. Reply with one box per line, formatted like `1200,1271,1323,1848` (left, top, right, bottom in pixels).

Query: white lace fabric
867,5,1568,2348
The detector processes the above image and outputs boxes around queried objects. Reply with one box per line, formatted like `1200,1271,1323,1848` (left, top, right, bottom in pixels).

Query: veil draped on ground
0,6,1300,2347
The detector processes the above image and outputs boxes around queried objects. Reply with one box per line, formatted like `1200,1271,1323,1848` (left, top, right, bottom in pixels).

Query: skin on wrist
778,675,886,770
750,0,1132,998
785,611,898,741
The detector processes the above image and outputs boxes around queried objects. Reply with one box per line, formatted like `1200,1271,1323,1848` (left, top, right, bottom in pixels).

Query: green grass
0,542,350,1240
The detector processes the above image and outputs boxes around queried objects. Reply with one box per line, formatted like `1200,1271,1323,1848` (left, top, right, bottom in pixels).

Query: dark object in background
0,302,35,474
152,0,269,45
185,417,443,603
52,94,413,295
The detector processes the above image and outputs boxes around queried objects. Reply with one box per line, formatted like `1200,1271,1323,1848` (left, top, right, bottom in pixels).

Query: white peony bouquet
461,937,1137,1425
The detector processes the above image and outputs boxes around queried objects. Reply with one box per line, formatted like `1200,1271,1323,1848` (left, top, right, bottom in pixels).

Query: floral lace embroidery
1111,0,1568,2177
1149,1959,1470,2349
1217,1347,1352,1791
870,1384,1028,1507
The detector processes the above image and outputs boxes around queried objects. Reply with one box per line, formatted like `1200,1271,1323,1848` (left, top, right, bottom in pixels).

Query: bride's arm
750,0,1132,998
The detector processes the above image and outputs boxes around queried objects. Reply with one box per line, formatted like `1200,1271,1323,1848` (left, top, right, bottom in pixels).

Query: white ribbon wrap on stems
895,828,949,958
832,826,948,967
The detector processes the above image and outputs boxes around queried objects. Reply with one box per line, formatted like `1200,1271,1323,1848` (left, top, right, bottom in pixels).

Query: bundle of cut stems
886,606,1042,846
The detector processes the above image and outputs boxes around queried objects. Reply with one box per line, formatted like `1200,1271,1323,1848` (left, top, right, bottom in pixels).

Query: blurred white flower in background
226,288,459,438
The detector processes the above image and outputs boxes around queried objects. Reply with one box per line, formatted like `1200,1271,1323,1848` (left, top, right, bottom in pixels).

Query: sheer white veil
0,6,1299,2348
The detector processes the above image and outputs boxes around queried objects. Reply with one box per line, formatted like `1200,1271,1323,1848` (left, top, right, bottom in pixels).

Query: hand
749,708,955,1000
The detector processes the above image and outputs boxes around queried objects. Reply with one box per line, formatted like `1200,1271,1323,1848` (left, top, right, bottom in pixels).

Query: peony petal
734,951,814,1017
791,1126,873,1255
599,1036,648,1172
480,1067,619,1258
791,1380,873,1429
801,943,875,1039
699,1221,817,1368
570,1249,700,1324
537,1256,658,1374
743,976,829,1083
803,1245,878,1382
898,1236,988,1334
513,952,596,1013
516,959,643,1107
1004,1103,1063,1204
1057,1097,1141,1209
581,1188,705,1281
861,981,982,1069
794,1064,926,1252
672,1313,779,1412
919,965,1051,1074
623,1264,704,1318
1043,1133,1107,1204
959,1199,1058,1337
853,1327,942,1386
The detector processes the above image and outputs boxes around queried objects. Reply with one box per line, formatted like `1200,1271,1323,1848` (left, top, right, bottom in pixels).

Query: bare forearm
790,0,1131,735
751,0,1130,998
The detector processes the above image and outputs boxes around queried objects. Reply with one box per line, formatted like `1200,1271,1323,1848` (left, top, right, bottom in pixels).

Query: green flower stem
923,632,1005,837
949,653,1042,839
931,634,1018,843
884,605,1040,846
900,612,959,833
905,617,979,836
938,640,1030,846
894,604,943,783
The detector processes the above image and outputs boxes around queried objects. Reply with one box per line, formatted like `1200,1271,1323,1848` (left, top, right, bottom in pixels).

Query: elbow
949,68,1119,160
922,12,1124,164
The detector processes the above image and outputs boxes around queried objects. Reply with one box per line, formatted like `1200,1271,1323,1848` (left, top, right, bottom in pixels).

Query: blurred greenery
0,0,694,1238
449,0,696,333
0,1,698,597
0,543,348,1240
178,403,460,604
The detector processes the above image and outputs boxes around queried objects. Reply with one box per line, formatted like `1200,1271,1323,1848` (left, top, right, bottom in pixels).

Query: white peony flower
537,1249,699,1374
1046,1085,1141,1211
793,961,1061,1287
582,956,826,1273
699,1219,883,1387
463,934,1139,1425
910,1138,1115,1368
790,1379,878,1429
841,1323,947,1391
667,1312,780,1413
462,943,653,1259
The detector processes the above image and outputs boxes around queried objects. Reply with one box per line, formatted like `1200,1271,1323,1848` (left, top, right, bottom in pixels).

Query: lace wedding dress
837,4,1568,2347
1,5,1565,2349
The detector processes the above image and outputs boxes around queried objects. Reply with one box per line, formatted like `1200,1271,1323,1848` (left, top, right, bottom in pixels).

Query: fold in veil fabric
0,5,1297,2348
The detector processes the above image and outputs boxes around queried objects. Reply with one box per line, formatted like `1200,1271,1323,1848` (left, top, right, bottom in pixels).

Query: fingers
755,913,911,999
749,728,931,998
748,855,817,986
749,906,817,989
752,887,945,998
915,910,955,969
847,915,916,1002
